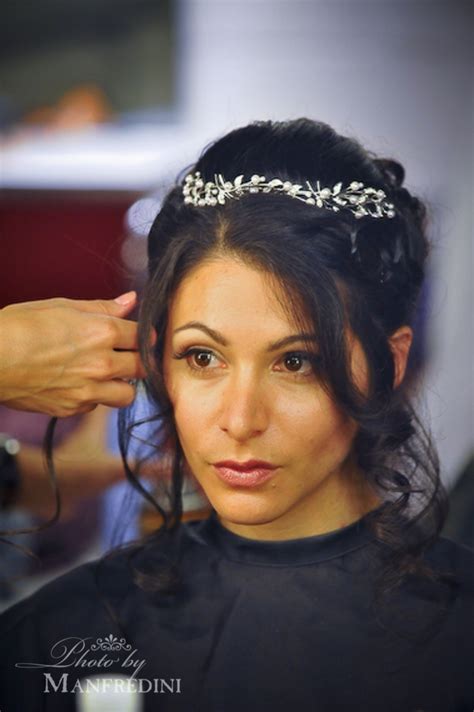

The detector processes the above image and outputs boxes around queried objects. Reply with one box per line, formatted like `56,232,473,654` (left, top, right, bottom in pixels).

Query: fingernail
114,291,136,305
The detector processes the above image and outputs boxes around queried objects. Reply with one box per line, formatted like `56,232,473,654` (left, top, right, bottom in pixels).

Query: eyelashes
172,347,320,380
173,348,221,372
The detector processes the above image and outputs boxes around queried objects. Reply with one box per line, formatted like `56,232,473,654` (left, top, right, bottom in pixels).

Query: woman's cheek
173,382,216,440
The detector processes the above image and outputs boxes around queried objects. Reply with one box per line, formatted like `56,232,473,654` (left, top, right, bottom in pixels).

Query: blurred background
0,0,472,604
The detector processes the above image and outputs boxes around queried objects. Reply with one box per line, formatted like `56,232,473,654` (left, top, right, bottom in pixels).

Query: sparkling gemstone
251,174,260,185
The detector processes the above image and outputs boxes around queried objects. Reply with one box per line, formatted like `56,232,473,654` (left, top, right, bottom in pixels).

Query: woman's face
163,255,379,540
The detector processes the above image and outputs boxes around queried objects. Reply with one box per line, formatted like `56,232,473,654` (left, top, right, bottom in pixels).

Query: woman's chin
208,490,284,529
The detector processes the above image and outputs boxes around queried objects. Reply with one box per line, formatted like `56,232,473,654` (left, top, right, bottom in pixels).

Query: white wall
177,0,473,486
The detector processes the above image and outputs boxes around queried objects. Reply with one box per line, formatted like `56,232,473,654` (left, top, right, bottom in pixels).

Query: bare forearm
15,445,56,518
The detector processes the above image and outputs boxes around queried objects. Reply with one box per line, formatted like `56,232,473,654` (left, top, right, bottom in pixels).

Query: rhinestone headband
183,172,396,219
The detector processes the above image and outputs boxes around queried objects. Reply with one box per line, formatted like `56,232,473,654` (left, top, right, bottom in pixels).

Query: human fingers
9,292,138,316
108,350,146,380
66,291,138,316
103,316,140,350
89,379,137,409
108,317,157,351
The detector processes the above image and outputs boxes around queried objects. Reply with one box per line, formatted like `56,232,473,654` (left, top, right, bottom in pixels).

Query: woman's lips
213,460,278,488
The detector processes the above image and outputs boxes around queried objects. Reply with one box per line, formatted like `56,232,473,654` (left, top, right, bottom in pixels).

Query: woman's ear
388,326,413,389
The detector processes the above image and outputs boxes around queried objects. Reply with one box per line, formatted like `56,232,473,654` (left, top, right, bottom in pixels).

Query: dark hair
121,118,454,606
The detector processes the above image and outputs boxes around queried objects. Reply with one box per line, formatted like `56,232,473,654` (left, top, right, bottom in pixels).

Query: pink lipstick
213,460,278,488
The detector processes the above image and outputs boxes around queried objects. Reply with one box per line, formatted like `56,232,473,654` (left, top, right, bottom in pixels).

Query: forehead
167,256,303,337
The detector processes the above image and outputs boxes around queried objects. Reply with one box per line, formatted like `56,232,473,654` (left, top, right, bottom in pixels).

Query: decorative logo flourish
91,634,132,652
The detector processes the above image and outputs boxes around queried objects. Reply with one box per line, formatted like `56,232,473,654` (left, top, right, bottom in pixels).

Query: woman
1,118,472,711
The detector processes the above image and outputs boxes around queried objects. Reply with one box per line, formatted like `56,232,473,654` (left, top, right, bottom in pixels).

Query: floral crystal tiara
182,172,396,219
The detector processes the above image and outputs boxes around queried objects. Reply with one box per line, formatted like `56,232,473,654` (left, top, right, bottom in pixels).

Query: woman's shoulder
426,536,474,579
0,520,205,636
0,555,117,637
422,535,474,607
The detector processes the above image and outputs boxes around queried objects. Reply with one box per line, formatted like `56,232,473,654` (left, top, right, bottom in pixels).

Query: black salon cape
0,511,473,712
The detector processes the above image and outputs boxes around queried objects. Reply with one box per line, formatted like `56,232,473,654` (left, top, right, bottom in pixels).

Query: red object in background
0,190,139,307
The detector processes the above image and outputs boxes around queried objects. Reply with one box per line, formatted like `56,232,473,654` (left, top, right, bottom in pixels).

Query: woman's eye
173,348,222,371
191,350,216,368
278,352,314,375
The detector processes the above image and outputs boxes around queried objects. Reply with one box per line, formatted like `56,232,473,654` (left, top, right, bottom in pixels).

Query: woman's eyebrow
267,334,318,352
173,322,228,345
173,322,318,351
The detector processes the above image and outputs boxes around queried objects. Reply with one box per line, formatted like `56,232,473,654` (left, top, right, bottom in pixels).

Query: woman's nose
218,372,269,442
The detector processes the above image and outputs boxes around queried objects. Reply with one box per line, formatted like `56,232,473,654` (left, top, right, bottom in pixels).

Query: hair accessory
183,172,396,219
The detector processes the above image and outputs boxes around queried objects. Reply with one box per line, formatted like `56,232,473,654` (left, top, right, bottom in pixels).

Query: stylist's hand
0,292,146,417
